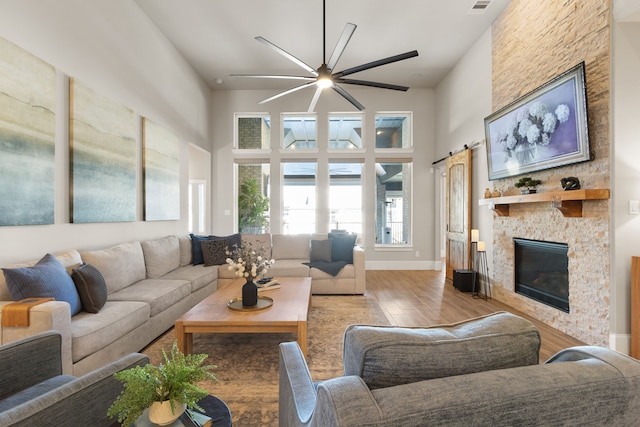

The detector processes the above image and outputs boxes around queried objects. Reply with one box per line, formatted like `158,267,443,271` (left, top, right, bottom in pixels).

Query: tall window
237,163,270,233
282,162,316,234
375,113,412,149
188,180,206,234
282,115,317,150
235,114,270,149
329,162,362,234
375,161,412,245
329,114,363,149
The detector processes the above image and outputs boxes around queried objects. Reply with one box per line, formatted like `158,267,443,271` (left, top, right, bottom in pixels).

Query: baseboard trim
609,333,630,355
366,260,437,270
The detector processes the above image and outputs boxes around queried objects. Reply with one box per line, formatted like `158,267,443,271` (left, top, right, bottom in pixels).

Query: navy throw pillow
328,233,357,264
190,234,211,265
2,253,82,315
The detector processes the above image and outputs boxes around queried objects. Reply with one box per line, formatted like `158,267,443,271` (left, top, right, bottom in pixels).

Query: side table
110,395,231,427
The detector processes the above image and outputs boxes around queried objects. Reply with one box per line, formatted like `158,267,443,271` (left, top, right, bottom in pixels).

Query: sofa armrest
0,301,73,375
352,246,365,294
0,352,148,426
0,331,63,400
343,311,541,389
279,342,317,427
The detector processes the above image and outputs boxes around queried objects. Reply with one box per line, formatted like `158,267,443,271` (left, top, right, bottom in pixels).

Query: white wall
434,29,494,267
0,1,212,264
211,87,437,267
612,19,640,350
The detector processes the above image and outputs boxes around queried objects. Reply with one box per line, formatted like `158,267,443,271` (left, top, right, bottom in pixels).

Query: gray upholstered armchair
0,331,147,426
279,311,640,427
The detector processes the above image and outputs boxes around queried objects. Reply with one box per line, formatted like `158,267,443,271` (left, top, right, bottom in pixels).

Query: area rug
142,295,390,427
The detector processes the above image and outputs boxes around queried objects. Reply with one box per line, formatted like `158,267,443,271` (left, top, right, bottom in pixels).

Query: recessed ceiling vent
468,0,492,14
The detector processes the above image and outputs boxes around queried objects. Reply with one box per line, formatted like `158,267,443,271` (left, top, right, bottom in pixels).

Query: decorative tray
227,295,273,311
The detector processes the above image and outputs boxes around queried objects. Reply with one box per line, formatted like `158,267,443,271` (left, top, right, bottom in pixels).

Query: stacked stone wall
490,0,611,345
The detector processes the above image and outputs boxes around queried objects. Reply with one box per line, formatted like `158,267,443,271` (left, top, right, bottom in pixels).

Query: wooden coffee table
175,277,312,356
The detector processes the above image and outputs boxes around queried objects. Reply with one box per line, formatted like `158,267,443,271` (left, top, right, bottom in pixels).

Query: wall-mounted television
484,62,590,181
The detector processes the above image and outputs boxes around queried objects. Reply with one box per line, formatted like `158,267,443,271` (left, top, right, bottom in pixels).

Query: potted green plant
107,341,217,426
514,176,542,194
238,178,269,233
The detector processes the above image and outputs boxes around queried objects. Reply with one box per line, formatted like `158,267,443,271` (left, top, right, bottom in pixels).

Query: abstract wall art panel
0,36,55,226
70,79,136,223
143,118,180,221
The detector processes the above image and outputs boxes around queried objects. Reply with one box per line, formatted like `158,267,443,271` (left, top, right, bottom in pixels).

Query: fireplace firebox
514,238,569,313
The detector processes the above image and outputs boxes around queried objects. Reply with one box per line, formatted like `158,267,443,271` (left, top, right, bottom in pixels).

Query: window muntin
375,161,412,245
329,162,362,235
375,113,412,149
329,114,363,149
282,162,316,234
282,115,317,150
235,114,270,149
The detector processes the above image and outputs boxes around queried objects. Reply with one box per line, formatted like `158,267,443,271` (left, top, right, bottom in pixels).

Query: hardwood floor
366,269,585,361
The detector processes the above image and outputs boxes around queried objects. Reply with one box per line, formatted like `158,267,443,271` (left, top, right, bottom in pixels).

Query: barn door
445,150,471,280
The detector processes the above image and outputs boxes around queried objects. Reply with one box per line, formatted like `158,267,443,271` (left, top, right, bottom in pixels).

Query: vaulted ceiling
135,0,513,92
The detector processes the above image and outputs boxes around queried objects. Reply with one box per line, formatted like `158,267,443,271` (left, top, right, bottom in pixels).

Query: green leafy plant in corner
238,178,269,233
514,176,542,190
107,341,217,426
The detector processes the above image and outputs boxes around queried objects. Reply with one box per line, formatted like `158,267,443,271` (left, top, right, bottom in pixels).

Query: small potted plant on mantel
514,176,542,194
107,341,217,426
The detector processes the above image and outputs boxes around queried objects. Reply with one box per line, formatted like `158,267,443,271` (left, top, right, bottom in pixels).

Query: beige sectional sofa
217,233,365,295
0,235,215,376
0,232,364,377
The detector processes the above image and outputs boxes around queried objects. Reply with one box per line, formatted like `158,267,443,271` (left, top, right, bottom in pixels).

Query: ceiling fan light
317,76,333,89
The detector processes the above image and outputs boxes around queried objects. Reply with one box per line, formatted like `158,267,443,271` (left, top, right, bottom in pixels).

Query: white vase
148,400,186,426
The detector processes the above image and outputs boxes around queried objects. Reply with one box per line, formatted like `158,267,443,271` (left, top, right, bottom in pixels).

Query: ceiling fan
229,0,419,112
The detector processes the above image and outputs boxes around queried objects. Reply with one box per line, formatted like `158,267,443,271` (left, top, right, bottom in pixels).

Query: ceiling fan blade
255,36,319,76
308,87,323,112
334,78,409,91
326,23,357,72
332,85,365,111
229,74,316,81
258,82,317,104
333,50,419,78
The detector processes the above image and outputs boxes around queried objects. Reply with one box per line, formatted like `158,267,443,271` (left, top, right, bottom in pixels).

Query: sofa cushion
267,260,310,277
70,301,150,362
2,254,82,316
241,234,272,259
343,311,541,389
310,263,355,279
329,233,357,264
71,263,108,313
161,264,218,292
140,236,180,278
272,234,310,260
81,242,146,294
0,375,76,411
178,235,192,266
310,239,332,263
107,279,191,316
201,239,228,266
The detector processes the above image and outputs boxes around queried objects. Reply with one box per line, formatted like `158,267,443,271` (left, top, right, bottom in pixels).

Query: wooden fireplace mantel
478,189,610,218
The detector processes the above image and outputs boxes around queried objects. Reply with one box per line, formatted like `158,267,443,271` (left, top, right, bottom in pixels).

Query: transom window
235,114,270,149
282,114,317,150
375,113,412,149
329,114,363,149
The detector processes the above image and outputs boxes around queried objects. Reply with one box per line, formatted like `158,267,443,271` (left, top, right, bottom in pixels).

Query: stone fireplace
514,238,569,313
489,0,611,346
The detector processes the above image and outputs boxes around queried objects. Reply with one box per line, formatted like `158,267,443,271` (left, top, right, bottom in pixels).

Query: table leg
175,321,193,354
297,316,308,357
